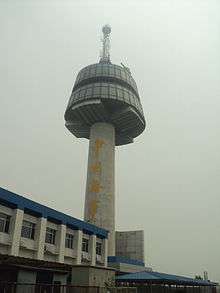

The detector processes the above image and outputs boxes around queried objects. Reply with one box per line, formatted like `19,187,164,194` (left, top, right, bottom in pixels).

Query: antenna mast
100,24,111,63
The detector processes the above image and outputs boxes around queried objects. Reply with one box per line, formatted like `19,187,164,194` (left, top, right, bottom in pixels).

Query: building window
109,67,115,75
96,66,102,75
96,242,102,255
0,213,10,233
101,86,108,96
80,89,86,97
102,66,109,75
90,68,96,76
93,86,101,97
82,238,89,252
21,220,35,239
109,86,116,96
65,233,74,249
121,71,126,80
116,68,121,77
85,87,92,97
45,227,56,244
117,88,124,99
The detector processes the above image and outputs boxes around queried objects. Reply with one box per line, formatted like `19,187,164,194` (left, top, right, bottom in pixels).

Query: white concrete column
10,209,24,256
90,234,96,266
75,230,82,264
35,217,47,260
84,122,115,256
103,238,108,267
57,224,66,263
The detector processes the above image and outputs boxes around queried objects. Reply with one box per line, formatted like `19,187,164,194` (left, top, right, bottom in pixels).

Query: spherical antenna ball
102,24,111,35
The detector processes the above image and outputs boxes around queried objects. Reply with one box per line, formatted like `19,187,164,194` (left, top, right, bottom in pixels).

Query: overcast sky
1,0,220,282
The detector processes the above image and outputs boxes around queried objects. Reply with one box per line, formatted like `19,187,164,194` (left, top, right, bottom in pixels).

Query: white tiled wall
0,204,107,267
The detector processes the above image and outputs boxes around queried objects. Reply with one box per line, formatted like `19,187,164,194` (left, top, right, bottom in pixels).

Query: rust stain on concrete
89,179,102,193
90,162,101,174
88,199,98,220
94,139,105,157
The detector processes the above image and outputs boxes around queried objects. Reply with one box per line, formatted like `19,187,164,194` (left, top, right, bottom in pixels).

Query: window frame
0,212,10,234
101,85,108,96
82,238,89,253
21,220,35,240
45,227,56,245
96,242,102,256
65,233,74,249
109,86,116,96
102,66,109,75
93,85,101,97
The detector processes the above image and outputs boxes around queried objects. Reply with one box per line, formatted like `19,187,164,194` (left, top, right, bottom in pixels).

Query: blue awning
116,271,218,286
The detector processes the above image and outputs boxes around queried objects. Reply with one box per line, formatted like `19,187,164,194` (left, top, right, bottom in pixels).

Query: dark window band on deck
73,76,140,100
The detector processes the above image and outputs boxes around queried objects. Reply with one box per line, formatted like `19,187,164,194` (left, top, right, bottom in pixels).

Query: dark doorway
0,266,17,282
36,271,53,293
0,266,17,293
53,281,61,293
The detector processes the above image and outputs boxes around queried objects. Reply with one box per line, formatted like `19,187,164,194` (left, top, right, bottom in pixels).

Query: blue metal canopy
116,271,217,286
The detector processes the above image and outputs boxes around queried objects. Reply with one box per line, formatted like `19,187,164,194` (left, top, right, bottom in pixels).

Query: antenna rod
100,24,111,63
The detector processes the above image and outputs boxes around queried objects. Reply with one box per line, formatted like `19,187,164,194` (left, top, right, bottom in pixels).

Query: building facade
0,187,108,269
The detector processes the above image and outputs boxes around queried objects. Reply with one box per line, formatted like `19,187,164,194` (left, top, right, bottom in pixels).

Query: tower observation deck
64,25,146,256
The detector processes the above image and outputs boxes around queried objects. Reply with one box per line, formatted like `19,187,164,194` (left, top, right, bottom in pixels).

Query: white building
0,187,112,286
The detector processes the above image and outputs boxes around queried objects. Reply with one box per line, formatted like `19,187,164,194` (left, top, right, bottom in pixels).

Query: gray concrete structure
116,230,145,263
64,26,146,257
71,265,115,287
109,260,146,274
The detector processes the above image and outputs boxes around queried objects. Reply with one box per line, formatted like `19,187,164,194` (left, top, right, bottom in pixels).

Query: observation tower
64,25,146,256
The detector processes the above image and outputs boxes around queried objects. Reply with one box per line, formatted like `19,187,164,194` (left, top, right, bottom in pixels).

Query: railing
0,283,101,293
0,283,138,293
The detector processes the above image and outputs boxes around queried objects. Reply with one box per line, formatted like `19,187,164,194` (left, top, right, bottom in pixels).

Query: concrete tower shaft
84,122,115,256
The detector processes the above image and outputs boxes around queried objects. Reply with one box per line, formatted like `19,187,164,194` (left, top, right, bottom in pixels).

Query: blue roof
116,271,218,286
108,256,145,267
0,187,108,238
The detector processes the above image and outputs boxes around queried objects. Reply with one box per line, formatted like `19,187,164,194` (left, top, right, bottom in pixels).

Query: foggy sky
0,0,220,282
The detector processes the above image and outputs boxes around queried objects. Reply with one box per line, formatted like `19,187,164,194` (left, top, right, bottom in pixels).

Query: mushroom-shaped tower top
64,26,146,146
